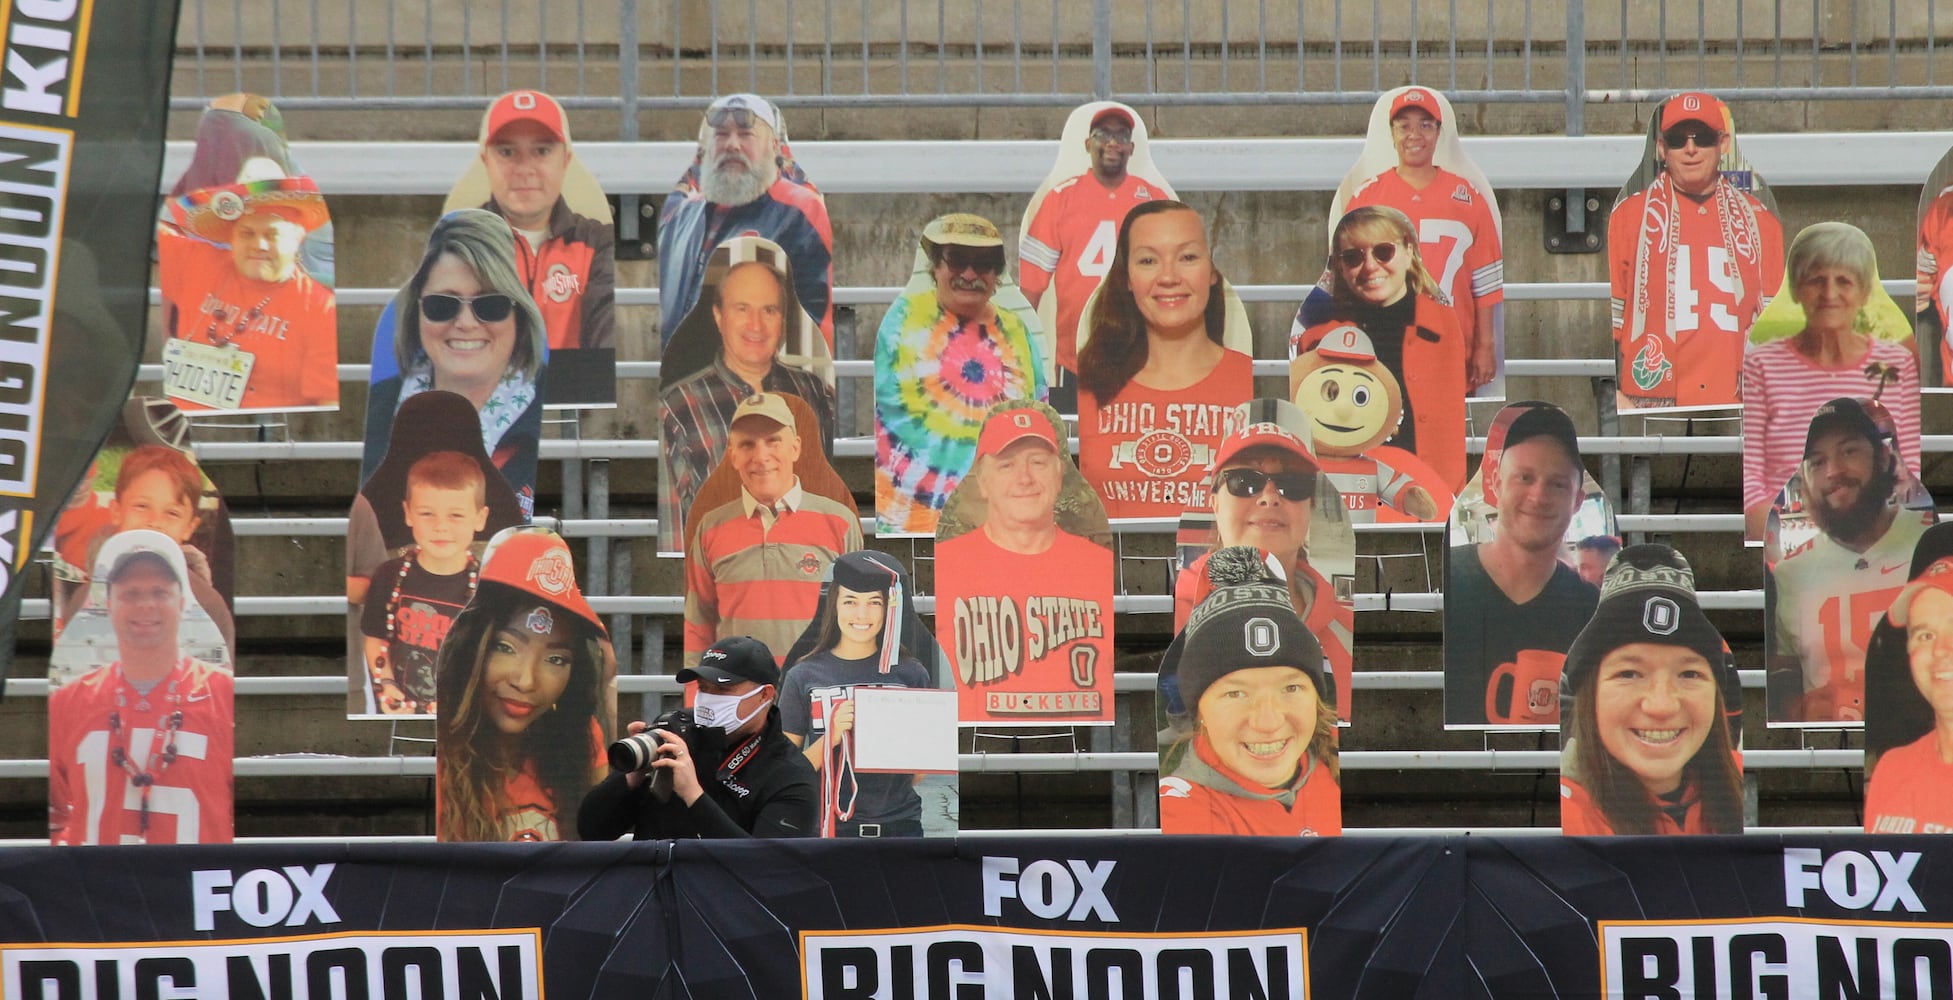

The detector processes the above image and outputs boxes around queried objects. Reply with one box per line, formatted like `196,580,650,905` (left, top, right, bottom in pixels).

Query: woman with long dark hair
435,528,613,842
1560,545,1744,835
1075,200,1252,518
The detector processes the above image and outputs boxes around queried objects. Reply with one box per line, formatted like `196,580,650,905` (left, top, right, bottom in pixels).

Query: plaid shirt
660,353,835,546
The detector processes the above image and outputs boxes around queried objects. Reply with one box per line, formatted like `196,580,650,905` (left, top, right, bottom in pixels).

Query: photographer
577,636,818,839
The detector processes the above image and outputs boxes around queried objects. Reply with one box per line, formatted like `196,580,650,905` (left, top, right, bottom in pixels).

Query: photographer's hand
650,728,705,805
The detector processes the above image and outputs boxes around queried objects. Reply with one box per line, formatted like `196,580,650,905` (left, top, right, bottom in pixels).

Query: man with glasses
659,94,834,346
875,214,1048,535
661,256,836,548
1019,106,1166,404
1343,87,1502,393
1609,90,1783,409
1444,404,1599,726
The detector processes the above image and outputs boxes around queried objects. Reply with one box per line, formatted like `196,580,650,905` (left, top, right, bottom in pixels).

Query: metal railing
172,0,1953,129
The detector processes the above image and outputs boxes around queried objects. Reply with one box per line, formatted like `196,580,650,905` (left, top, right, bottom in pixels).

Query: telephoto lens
607,731,661,772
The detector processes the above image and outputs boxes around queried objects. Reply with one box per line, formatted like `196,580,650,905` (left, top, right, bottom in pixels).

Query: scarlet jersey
1076,350,1252,518
48,658,234,845
157,228,339,412
1345,167,1504,349
1865,732,1953,833
1770,509,1932,722
1916,186,1953,380
1560,776,1723,836
1019,172,1164,371
1609,178,1784,408
934,527,1114,725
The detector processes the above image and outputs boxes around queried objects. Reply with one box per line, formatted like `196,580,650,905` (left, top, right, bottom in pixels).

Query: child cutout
359,452,490,716
1288,323,1451,524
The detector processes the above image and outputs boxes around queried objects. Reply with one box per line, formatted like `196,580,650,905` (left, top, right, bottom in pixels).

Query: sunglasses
1218,467,1317,502
941,250,1002,276
707,106,763,130
420,293,515,324
1661,125,1721,150
1334,242,1400,270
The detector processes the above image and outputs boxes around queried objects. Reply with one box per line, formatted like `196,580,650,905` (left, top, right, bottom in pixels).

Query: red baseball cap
479,528,603,633
482,90,571,145
1211,419,1317,473
975,408,1060,461
1889,557,1953,629
1389,87,1441,124
1660,91,1727,132
1090,106,1135,131
1312,324,1379,363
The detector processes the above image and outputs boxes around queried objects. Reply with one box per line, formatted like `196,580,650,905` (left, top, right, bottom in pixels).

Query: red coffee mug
1485,649,1566,725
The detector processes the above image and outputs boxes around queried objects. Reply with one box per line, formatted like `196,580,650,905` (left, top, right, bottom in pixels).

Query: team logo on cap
1240,422,1305,450
1244,617,1280,657
526,549,575,596
210,190,246,221
1680,94,1701,112
1012,412,1034,429
1405,89,1426,103
1643,596,1680,636
525,605,554,635
512,91,539,110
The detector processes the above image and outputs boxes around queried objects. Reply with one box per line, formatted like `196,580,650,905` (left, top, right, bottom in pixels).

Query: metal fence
173,0,1953,132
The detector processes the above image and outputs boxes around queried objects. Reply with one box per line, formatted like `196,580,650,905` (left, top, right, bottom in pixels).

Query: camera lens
607,731,661,772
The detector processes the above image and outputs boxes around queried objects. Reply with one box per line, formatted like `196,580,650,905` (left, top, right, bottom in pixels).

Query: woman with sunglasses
1171,415,1352,721
366,209,547,503
1074,200,1252,518
1292,205,1467,491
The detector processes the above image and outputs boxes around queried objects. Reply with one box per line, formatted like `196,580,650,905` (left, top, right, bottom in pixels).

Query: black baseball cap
677,635,780,687
1803,397,1883,456
1501,402,1581,466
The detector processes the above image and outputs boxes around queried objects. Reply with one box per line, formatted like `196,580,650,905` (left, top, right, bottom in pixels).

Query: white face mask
694,689,771,734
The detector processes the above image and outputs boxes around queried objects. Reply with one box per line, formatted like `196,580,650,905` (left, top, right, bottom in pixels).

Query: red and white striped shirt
1740,338,1920,511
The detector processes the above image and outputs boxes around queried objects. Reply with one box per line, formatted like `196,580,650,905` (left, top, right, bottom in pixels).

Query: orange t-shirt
1865,732,1953,834
1077,349,1253,518
157,228,339,411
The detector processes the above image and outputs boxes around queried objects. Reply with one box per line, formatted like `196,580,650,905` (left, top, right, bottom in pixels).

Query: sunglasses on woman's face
1218,467,1317,502
1334,242,1399,270
1660,125,1721,150
420,293,515,324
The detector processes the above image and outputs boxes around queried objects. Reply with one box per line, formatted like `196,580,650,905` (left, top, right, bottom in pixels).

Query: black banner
5,836,1953,998
0,0,180,616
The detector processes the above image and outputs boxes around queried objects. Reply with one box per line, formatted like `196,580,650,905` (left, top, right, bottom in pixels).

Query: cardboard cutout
1742,222,1920,543
157,171,338,414
1158,545,1342,836
443,90,615,407
875,214,1049,536
1560,544,1745,835
1288,323,1455,524
434,526,617,842
1296,86,1506,398
1764,398,1936,727
48,529,235,844
681,391,861,671
780,551,958,838
1915,144,1953,389
658,235,837,556
1017,101,1176,381
1444,402,1613,730
1287,204,1470,491
169,94,334,285
1168,398,1356,724
360,209,546,517
51,397,235,665
659,94,833,347
346,390,528,719
1072,204,1254,519
1861,522,1953,832
1608,92,1786,413
934,401,1113,726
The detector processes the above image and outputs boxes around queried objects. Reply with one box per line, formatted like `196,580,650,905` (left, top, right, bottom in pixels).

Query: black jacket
577,709,818,840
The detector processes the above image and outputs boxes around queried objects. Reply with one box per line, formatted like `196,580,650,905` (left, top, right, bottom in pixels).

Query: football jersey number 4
1076,221,1117,279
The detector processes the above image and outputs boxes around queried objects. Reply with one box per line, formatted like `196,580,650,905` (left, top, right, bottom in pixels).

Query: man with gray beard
1768,398,1934,723
658,94,834,346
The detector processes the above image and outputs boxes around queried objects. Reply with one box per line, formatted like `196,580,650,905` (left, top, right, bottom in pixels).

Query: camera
608,708,698,771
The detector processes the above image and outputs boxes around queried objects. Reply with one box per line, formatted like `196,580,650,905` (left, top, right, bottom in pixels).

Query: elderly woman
1561,545,1744,835
1159,547,1341,837
1075,200,1252,517
363,209,548,504
1291,206,1467,490
1741,222,1920,541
